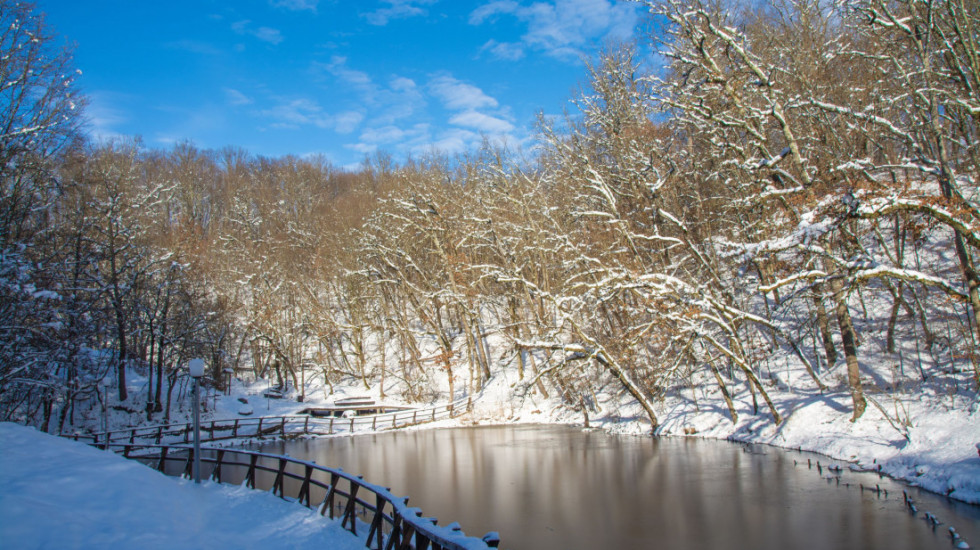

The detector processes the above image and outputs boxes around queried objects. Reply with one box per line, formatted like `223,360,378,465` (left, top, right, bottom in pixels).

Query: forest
1,0,977,434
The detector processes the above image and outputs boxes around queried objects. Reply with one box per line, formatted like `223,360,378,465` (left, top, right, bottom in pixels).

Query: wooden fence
107,442,499,550
66,396,473,448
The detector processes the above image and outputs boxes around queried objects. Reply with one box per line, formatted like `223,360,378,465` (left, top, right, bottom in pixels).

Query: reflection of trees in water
251,426,980,550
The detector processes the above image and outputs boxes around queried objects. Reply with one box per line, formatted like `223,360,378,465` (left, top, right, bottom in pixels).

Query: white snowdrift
0,422,366,550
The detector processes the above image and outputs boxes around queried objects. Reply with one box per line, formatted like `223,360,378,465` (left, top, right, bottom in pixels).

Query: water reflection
251,425,980,550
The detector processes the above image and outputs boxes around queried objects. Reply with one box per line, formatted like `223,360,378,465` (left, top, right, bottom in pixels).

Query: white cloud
421,128,481,156
262,98,329,129
334,111,364,134
312,60,425,125
347,142,378,155
360,125,411,144
478,39,525,61
232,20,284,45
318,56,374,89
254,27,284,45
349,122,431,156
224,88,253,106
429,74,498,111
260,98,363,134
469,0,521,24
470,0,638,61
390,76,418,92
84,91,130,140
270,0,319,12
363,0,438,26
448,110,514,133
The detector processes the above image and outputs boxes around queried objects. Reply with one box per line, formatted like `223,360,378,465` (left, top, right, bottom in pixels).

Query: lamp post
189,358,205,484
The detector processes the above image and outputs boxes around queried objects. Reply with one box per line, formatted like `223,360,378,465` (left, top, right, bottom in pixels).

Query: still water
251,425,979,550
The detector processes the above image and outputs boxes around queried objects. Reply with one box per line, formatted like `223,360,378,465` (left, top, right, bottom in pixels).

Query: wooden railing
108,442,500,550
65,396,473,448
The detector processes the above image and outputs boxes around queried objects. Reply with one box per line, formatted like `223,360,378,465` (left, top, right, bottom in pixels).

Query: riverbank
461,369,980,506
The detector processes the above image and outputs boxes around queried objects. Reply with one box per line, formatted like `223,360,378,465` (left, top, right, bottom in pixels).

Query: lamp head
189,358,205,378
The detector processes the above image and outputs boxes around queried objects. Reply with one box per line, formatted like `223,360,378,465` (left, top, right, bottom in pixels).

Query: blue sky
36,0,644,169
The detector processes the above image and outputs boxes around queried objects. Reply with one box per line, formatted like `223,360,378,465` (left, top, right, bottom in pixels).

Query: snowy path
0,422,367,550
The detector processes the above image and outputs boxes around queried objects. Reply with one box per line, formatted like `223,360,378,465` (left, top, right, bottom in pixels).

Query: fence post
321,472,340,518
482,532,501,548
341,482,361,534
157,446,169,472
298,464,313,507
273,457,287,497
184,447,195,478
212,449,225,482
245,454,259,489
366,494,387,549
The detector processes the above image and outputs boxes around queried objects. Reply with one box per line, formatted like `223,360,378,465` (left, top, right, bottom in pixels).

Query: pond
249,425,980,550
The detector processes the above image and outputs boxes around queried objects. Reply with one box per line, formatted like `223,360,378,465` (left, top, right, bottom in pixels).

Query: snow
0,422,367,550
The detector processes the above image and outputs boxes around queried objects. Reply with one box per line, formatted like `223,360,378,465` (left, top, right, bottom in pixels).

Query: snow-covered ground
0,422,367,550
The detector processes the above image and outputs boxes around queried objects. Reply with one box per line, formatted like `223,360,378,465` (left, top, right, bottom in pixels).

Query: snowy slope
0,422,367,550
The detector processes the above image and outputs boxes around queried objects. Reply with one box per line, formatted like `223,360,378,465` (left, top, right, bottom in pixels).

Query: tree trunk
154,331,164,413
831,279,867,421
708,360,737,423
115,316,128,402
812,286,837,368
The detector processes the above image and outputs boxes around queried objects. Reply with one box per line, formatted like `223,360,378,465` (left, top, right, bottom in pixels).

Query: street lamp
189,358,205,484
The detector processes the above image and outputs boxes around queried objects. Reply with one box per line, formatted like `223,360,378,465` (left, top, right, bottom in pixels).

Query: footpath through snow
0,422,366,550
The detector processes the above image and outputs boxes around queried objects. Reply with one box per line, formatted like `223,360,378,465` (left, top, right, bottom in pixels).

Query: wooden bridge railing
65,396,473,448
107,441,500,550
